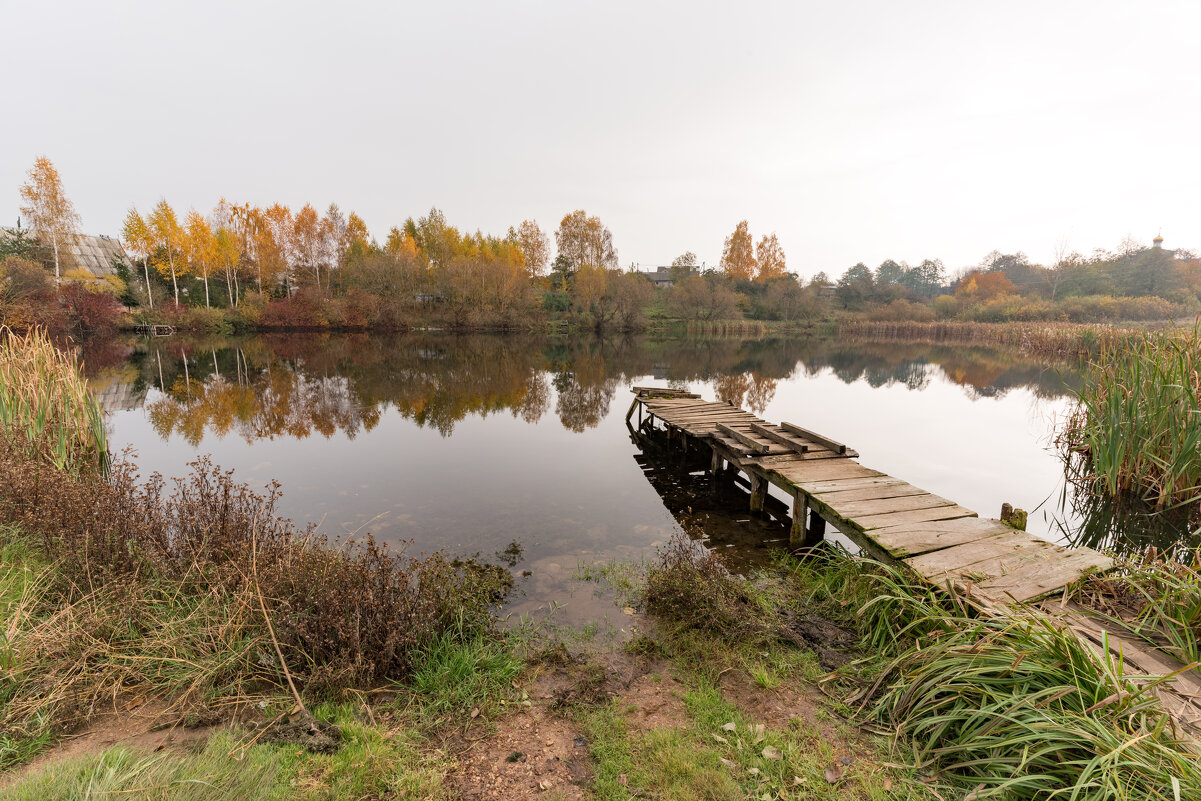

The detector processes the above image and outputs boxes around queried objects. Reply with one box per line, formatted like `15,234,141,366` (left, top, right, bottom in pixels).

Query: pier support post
709,449,722,477
807,511,827,544
750,473,767,513
791,493,826,549
791,494,809,546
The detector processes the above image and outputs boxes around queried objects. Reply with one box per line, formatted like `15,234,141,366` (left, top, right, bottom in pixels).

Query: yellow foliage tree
755,233,787,282
185,210,217,308
18,156,81,279
293,204,323,288
720,221,756,282
148,200,185,305
121,207,156,309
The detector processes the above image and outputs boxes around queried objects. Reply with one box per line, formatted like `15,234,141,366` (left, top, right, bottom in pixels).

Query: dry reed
0,326,108,476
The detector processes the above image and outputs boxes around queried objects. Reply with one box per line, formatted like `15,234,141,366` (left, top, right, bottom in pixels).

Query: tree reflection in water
91,332,1082,447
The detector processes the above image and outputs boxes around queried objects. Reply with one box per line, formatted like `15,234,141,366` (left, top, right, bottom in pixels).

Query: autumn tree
755,233,786,282
293,203,324,288
669,274,740,320
148,200,185,304
261,204,294,292
554,210,617,273
606,270,654,330
18,156,81,279
346,212,370,263
515,219,549,277
213,225,241,307
384,226,419,259
121,207,156,309
323,204,348,269
183,210,218,307
956,270,1016,300
720,221,756,282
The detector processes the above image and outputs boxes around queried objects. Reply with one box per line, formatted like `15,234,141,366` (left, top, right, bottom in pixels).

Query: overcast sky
3,1,1197,279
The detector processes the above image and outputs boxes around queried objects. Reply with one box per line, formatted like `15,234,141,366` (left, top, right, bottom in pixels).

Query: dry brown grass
0,326,107,475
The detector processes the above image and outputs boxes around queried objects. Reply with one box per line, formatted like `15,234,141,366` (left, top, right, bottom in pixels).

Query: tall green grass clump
868,600,1201,799
778,548,1201,798
0,326,108,476
1061,325,1201,522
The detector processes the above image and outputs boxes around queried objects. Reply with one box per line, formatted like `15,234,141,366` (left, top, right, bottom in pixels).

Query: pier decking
627,386,1113,605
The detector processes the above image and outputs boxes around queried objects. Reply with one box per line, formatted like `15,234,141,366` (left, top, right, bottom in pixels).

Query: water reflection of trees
113,333,1080,445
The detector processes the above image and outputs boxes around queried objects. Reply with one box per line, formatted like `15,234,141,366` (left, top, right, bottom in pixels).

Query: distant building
640,264,698,288
1153,231,1164,249
1,228,132,277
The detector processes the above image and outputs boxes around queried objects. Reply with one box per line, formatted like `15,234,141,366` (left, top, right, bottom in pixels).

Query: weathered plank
870,518,1015,558
776,461,885,484
854,504,977,531
815,482,930,504
781,422,848,454
904,531,1039,579
657,410,759,423
794,476,910,494
749,423,810,453
826,492,958,519
713,434,777,457
973,549,1114,603
635,387,700,398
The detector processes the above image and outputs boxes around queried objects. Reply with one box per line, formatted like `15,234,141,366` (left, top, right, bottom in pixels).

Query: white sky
3,1,1197,280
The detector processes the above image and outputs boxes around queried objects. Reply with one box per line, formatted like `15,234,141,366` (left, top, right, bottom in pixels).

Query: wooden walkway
627,386,1113,605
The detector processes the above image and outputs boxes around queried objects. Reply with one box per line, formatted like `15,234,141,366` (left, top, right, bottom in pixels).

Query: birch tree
121,207,155,309
148,200,185,304
18,157,81,279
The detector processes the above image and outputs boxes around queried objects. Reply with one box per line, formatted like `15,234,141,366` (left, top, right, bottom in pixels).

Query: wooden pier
627,386,1113,605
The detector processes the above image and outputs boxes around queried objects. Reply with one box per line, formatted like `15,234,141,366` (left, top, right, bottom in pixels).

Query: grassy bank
620,536,1201,799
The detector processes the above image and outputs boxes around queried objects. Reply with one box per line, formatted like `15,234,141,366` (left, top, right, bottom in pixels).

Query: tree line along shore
5,157,1200,339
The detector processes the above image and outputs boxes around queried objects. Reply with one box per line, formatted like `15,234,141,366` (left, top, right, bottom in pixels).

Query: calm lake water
83,333,1110,624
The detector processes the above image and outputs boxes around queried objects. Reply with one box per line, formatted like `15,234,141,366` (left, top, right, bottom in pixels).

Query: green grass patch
4,708,448,801
407,630,524,727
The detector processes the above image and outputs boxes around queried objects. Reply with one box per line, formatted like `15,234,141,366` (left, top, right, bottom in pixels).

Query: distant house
642,265,698,288
1,228,132,277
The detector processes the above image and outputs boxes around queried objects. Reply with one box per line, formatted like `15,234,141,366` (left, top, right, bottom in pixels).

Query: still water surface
86,334,1088,623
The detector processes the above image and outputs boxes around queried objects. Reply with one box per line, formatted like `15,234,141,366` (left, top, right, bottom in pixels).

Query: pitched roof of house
2,228,131,277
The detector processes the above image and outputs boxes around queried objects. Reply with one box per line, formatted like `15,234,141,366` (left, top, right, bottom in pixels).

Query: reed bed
1060,326,1201,523
0,326,108,476
681,319,770,337
1074,546,1201,666
837,320,1150,358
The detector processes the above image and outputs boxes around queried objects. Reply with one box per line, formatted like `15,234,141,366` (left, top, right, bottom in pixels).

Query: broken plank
780,422,848,454
749,423,809,453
